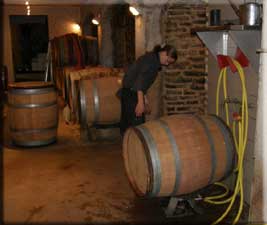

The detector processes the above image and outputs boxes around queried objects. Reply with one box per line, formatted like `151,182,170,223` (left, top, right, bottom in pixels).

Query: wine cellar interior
1,0,266,224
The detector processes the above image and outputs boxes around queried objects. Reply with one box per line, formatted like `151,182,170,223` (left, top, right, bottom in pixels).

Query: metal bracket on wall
162,196,204,218
256,48,267,53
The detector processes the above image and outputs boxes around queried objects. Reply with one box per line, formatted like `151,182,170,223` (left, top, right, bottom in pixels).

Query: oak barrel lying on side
79,77,121,126
123,114,236,197
8,82,58,147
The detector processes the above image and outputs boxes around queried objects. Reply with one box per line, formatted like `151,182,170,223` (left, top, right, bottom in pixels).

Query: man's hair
153,44,177,61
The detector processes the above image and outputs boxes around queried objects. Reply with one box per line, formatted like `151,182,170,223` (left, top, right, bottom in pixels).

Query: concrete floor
2,100,248,224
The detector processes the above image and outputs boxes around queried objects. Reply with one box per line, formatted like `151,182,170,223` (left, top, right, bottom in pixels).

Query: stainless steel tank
239,2,262,26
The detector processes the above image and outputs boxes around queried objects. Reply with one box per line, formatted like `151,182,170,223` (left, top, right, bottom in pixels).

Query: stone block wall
162,4,208,115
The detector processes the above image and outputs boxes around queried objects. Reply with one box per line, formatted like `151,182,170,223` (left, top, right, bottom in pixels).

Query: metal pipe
252,0,267,222
262,0,267,221
227,0,240,18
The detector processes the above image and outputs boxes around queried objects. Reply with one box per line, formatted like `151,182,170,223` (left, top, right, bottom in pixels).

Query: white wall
134,6,164,120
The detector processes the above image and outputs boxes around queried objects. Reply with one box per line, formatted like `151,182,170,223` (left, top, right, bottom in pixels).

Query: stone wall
162,4,208,115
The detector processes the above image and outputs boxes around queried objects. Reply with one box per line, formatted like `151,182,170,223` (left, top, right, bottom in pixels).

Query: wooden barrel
79,77,121,125
8,82,58,147
123,114,236,197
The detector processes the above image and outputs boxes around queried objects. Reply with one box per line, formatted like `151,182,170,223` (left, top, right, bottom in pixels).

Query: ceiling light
27,5,30,9
129,6,139,16
92,19,99,25
25,1,29,5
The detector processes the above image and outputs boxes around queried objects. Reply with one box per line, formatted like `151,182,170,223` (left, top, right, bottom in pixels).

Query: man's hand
135,101,145,117
135,90,145,117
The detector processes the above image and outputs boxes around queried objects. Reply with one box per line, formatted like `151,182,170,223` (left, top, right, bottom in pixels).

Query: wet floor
2,101,249,224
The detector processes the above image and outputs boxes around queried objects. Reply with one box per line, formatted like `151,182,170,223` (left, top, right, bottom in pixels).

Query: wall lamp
129,6,140,16
92,18,99,25
72,23,81,34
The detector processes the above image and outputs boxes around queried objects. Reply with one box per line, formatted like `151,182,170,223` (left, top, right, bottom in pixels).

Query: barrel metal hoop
10,125,58,134
64,75,70,103
131,126,153,196
125,128,148,196
71,80,76,115
12,137,57,147
9,87,55,95
158,119,181,196
79,80,87,128
136,125,161,197
195,115,217,184
92,80,100,123
210,115,236,178
8,101,57,108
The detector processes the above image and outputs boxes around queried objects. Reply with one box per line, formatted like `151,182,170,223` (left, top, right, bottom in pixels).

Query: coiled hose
203,59,248,225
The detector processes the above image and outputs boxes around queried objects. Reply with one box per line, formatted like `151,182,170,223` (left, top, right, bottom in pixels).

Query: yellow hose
204,182,229,204
216,67,225,116
223,67,230,126
203,59,248,225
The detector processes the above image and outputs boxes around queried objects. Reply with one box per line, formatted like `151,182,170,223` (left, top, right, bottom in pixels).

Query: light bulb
92,19,99,25
72,23,81,33
129,6,139,16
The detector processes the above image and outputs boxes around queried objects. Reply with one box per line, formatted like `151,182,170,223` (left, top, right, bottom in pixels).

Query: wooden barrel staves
8,82,58,147
123,114,236,197
79,77,121,126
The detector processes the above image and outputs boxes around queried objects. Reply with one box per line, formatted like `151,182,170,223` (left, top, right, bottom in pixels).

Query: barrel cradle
123,114,236,197
8,82,58,147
